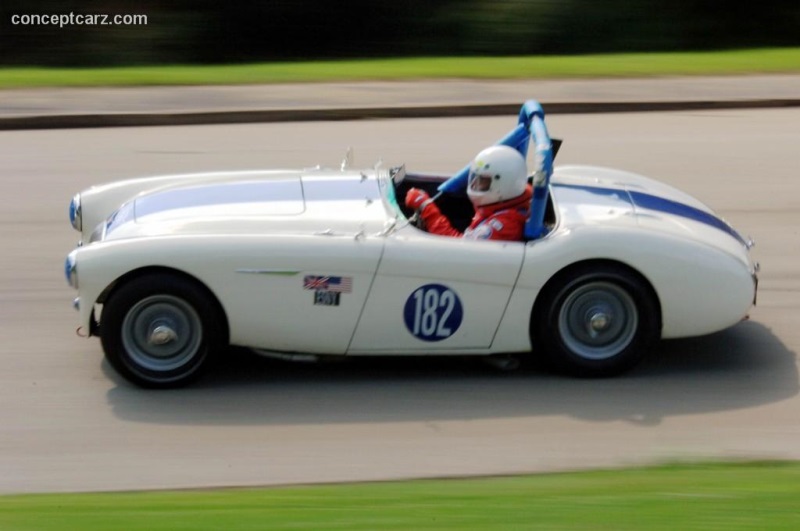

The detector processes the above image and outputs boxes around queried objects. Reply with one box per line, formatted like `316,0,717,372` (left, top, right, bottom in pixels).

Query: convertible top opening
392,171,556,235
391,100,561,238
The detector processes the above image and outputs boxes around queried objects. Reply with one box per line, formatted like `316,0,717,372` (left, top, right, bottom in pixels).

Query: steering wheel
409,209,427,231
408,190,442,231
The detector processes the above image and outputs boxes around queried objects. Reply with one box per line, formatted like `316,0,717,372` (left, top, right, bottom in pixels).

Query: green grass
2,48,800,88
2,461,800,530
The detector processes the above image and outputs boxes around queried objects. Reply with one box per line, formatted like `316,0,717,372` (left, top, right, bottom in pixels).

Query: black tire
532,263,659,377
100,274,224,388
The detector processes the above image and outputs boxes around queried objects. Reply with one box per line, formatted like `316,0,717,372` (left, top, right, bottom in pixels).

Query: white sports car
64,101,758,388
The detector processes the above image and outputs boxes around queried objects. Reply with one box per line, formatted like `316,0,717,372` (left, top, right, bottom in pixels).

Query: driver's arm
405,188,462,237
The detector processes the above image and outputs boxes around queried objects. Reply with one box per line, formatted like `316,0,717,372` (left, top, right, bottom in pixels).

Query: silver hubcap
122,295,203,372
558,281,638,360
149,325,178,345
589,311,611,334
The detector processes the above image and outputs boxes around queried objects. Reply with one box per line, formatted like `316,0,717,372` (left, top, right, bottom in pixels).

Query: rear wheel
101,274,223,388
532,264,659,377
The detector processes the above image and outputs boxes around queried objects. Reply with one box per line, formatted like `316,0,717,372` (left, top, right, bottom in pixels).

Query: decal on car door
403,284,463,341
304,275,353,307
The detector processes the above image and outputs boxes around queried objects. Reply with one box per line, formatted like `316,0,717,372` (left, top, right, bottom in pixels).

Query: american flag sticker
303,275,353,293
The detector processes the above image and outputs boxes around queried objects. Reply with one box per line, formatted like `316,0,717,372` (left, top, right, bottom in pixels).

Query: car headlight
64,250,78,289
69,193,82,232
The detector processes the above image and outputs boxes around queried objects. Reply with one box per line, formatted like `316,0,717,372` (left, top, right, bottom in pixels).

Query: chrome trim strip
235,269,300,276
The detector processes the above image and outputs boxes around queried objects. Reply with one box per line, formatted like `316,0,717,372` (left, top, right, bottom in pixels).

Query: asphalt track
1,109,798,494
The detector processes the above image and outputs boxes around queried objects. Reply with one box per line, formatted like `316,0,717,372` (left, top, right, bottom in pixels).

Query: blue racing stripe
136,180,303,219
552,183,747,246
627,190,747,246
134,177,380,220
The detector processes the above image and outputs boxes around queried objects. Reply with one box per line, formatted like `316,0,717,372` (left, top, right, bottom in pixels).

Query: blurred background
2,0,799,66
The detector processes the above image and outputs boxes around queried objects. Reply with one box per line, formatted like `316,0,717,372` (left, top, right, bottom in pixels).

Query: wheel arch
95,266,230,344
531,259,662,338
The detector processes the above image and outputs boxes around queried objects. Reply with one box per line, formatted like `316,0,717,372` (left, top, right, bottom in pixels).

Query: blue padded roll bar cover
523,112,554,240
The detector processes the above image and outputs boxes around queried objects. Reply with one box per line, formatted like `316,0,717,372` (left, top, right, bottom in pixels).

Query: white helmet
466,145,528,207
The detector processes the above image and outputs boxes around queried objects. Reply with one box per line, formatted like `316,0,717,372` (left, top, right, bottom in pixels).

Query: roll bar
436,100,554,240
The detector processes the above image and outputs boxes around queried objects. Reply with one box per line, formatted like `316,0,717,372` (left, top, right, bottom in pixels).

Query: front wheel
100,274,223,388
532,264,660,377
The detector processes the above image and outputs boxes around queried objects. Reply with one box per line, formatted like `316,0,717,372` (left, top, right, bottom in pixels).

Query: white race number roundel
403,284,464,342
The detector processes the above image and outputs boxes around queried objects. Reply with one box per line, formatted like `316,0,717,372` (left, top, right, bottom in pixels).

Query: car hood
550,165,749,250
103,171,388,240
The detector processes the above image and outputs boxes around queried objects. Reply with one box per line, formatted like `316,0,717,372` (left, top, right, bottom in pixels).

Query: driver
405,145,532,241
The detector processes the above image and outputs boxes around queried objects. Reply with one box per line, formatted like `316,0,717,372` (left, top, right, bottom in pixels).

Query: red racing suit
405,186,533,241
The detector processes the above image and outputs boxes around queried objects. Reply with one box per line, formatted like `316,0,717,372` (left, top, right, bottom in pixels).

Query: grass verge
1,461,799,530
2,48,800,88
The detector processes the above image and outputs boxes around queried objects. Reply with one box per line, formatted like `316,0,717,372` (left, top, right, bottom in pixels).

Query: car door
220,233,385,355
347,228,525,353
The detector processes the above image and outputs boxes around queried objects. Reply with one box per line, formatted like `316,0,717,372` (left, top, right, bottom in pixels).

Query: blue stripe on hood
135,180,303,219
552,183,746,246
134,177,382,221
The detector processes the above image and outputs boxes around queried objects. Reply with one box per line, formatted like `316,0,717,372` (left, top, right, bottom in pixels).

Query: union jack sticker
303,275,353,293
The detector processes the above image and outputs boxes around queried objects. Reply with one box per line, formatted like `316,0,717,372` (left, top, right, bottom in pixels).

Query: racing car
64,101,758,388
